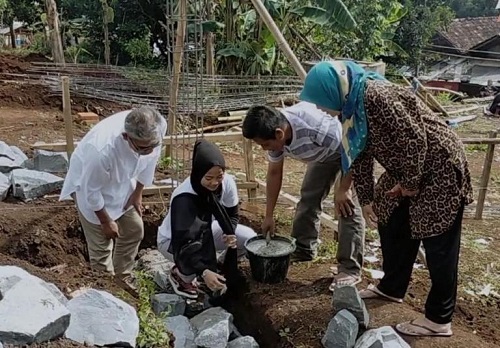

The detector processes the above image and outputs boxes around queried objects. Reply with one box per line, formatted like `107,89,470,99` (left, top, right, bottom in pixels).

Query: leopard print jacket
352,80,473,239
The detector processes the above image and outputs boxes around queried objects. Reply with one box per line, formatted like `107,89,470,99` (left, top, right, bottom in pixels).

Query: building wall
1,29,31,48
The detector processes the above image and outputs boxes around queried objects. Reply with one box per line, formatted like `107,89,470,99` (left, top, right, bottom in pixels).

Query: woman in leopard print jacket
300,61,473,338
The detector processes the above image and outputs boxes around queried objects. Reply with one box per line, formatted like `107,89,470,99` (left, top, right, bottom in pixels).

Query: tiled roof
437,16,500,52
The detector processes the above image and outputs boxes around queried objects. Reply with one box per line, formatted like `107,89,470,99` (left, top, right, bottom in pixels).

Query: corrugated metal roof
0,22,26,35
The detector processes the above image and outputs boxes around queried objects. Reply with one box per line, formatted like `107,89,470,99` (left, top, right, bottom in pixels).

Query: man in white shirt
60,106,167,284
242,102,365,289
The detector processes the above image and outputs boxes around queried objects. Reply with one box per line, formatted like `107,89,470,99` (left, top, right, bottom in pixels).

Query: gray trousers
291,155,365,276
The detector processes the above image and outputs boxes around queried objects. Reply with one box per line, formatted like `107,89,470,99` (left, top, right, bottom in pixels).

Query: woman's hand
386,183,419,198
362,204,378,229
222,235,237,249
202,270,227,292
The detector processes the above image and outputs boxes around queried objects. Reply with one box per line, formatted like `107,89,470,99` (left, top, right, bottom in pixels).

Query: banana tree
214,0,357,75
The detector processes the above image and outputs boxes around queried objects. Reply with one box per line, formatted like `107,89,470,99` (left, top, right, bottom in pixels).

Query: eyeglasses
127,136,160,155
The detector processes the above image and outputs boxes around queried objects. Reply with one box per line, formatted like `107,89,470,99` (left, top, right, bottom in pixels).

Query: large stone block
355,326,410,348
33,149,69,173
10,169,64,201
164,315,196,348
332,285,369,328
0,278,70,345
322,309,358,348
190,307,233,348
65,289,139,347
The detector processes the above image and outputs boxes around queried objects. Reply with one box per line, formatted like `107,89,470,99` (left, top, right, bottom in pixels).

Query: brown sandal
396,320,453,337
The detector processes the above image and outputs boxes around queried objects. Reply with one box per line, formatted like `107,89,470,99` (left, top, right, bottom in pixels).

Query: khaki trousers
77,207,144,276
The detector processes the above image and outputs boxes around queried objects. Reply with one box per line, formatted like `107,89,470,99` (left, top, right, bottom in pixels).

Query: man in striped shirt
243,102,365,289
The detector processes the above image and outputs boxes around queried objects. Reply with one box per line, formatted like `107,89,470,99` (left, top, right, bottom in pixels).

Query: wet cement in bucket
245,239,295,257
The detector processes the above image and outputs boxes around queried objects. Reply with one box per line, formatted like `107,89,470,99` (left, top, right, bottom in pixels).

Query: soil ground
0,52,499,347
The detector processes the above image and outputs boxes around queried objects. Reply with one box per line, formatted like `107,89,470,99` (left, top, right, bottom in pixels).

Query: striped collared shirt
268,102,342,163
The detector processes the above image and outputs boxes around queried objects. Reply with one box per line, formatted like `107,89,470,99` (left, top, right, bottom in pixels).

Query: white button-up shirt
60,110,167,224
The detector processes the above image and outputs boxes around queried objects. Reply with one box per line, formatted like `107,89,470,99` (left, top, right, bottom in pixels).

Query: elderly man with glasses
60,106,167,287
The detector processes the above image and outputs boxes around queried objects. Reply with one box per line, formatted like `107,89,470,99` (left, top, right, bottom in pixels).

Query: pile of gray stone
0,265,139,347
323,285,410,348
0,255,259,347
0,141,67,201
137,250,260,348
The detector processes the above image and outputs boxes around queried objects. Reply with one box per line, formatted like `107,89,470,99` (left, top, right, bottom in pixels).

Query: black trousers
377,199,464,324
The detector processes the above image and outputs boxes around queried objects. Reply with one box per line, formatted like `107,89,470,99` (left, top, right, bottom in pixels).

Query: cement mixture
246,238,295,257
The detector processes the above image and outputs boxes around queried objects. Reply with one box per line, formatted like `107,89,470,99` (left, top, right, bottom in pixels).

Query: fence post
475,130,497,219
61,76,74,161
243,138,257,201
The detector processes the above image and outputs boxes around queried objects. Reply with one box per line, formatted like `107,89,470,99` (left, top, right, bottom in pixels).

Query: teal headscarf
300,60,386,173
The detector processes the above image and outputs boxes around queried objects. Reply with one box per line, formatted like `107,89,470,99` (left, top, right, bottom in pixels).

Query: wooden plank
255,179,338,232
445,105,482,115
143,181,258,196
461,138,500,145
475,130,497,220
32,131,244,152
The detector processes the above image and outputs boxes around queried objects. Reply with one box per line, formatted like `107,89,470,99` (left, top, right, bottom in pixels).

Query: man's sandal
396,320,453,337
329,272,361,292
358,284,403,303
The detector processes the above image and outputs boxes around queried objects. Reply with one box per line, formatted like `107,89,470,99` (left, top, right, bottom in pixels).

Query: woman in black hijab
157,139,256,298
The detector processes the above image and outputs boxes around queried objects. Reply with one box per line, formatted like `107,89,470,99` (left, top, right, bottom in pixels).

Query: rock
10,146,28,165
354,326,410,348
33,149,69,173
137,250,174,291
332,285,369,328
0,266,68,305
164,315,196,348
322,309,358,348
0,278,70,345
0,142,28,173
228,336,260,348
65,289,139,347
0,173,10,201
229,321,242,340
190,307,233,348
10,169,64,201
185,294,213,318
152,293,186,317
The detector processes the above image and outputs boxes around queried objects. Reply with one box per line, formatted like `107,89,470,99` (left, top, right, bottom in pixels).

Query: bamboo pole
32,131,245,152
249,0,307,81
475,130,497,220
166,0,187,155
61,76,74,160
33,135,500,153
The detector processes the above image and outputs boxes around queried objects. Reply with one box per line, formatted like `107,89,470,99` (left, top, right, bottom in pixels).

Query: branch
289,26,322,60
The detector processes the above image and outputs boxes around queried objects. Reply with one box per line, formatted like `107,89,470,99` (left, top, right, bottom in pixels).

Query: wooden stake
475,130,497,220
61,76,74,160
243,139,257,200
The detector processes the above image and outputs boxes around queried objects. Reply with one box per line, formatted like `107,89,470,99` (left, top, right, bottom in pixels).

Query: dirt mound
0,202,87,267
0,82,59,109
0,81,126,114
0,54,31,74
